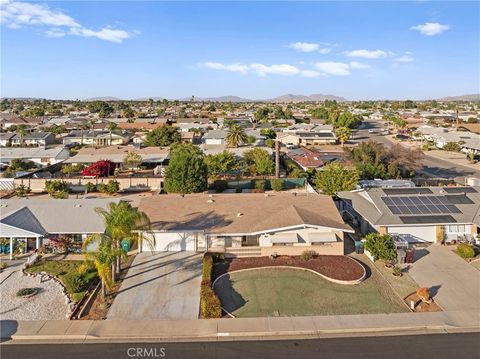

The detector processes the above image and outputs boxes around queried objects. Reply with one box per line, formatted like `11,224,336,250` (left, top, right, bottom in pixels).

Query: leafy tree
265,138,275,148
82,160,115,177
260,128,276,139
442,142,461,152
204,151,239,179
14,184,31,197
145,125,181,147
85,182,97,193
98,179,120,195
335,127,351,147
363,233,397,263
15,125,28,146
88,101,114,118
3,159,36,178
314,162,359,196
45,180,70,197
226,124,248,148
243,148,274,176
123,151,143,171
345,140,388,179
311,107,329,119
270,178,284,191
164,143,208,194
387,144,423,178
246,135,256,144
61,164,84,177
106,122,118,145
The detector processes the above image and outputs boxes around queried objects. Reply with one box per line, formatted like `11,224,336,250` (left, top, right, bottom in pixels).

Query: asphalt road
352,119,480,181
1,333,479,359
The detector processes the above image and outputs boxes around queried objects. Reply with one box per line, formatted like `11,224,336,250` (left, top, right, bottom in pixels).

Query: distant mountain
438,94,480,102
184,96,252,102
84,97,123,101
269,93,348,102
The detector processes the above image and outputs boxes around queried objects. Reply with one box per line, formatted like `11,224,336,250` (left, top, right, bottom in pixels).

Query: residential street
2,333,479,359
354,119,480,181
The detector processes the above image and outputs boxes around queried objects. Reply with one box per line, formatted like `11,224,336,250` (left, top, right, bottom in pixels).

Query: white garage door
387,225,435,242
142,232,196,252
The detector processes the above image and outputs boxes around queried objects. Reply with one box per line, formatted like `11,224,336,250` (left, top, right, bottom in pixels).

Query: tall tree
335,127,351,147
243,148,274,176
15,125,28,146
145,125,181,147
313,162,359,196
107,122,118,145
123,151,143,171
226,124,247,148
164,143,208,194
205,151,240,179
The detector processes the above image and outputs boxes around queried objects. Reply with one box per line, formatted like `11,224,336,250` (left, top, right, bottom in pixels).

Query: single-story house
417,125,480,154
0,132,15,147
138,193,354,256
64,145,170,166
63,130,129,146
11,132,56,147
286,147,324,171
337,186,480,244
0,198,119,259
203,129,227,145
0,146,70,168
278,130,337,146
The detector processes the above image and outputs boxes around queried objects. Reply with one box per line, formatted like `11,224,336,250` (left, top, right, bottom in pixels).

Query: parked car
286,143,297,149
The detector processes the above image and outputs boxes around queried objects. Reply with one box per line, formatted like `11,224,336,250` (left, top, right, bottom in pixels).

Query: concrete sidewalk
2,310,479,343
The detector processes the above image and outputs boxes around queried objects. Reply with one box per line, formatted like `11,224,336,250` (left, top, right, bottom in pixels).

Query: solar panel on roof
383,188,433,195
426,205,441,214
446,195,474,205
389,206,401,215
400,215,456,224
397,206,412,214
445,205,462,214
443,187,477,194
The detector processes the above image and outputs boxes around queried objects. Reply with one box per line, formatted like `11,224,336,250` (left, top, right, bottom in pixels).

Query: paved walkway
107,252,202,320
408,245,480,312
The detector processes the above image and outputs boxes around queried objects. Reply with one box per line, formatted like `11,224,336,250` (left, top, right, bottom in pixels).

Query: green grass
214,268,408,317
26,260,97,303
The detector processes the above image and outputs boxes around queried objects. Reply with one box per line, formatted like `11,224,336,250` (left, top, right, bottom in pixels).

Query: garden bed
212,255,365,282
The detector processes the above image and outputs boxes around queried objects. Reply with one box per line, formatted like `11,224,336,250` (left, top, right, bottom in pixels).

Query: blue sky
1,1,479,100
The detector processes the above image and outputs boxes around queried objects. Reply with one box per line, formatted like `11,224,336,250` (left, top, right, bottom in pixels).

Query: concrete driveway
107,252,203,320
408,245,480,312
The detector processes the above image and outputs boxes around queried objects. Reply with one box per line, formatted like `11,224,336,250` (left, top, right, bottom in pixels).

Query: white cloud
314,62,351,76
349,61,370,69
0,0,133,43
202,62,250,74
289,41,331,54
411,22,450,36
300,70,322,78
250,63,300,76
344,49,388,59
394,55,414,63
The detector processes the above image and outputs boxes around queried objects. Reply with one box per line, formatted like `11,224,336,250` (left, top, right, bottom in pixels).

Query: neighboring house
337,186,480,244
359,179,416,189
181,131,200,144
418,125,480,153
278,132,337,146
0,198,118,258
286,147,324,171
175,122,218,133
138,193,353,256
245,129,266,146
0,116,43,130
203,129,227,145
0,132,15,147
0,147,70,168
64,145,170,166
11,132,55,147
63,130,129,146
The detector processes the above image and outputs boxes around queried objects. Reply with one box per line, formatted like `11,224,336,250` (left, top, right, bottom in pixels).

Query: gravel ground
0,269,68,320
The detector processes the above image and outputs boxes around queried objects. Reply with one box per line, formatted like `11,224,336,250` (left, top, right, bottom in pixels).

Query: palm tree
107,122,118,146
15,125,27,146
94,201,152,281
83,235,122,299
80,122,90,146
226,124,248,148
335,127,351,147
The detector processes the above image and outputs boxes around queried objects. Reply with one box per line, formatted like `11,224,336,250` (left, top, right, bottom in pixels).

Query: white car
368,129,376,134
286,143,297,149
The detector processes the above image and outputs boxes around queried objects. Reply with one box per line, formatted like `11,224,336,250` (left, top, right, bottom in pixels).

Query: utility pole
275,139,280,178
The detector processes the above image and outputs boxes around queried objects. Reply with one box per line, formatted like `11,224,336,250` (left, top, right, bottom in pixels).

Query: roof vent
237,212,243,217
74,204,82,208
207,199,215,203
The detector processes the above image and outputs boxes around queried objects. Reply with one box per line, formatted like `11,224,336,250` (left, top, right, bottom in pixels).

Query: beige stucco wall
260,242,344,256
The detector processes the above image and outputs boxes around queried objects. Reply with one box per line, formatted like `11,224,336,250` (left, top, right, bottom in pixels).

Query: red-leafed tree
81,160,115,177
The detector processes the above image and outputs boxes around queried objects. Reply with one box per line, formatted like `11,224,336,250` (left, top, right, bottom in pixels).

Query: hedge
200,254,222,318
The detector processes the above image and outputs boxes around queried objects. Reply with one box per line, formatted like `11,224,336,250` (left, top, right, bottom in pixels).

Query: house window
448,225,466,233
272,243,293,246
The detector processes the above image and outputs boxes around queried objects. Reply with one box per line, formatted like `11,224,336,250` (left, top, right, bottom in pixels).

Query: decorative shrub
45,180,69,196
457,243,475,259
252,179,266,191
300,250,315,261
0,262,8,270
363,233,397,262
84,182,97,193
16,288,37,297
63,271,88,293
392,265,402,276
81,160,115,177
52,190,69,199
14,184,31,197
98,179,120,195
270,178,284,192
200,254,222,319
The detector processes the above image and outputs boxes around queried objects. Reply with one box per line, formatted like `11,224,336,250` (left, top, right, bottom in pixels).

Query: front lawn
26,260,98,302
214,268,408,317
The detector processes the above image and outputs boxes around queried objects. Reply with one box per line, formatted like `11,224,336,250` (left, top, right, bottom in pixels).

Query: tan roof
139,193,352,234
65,145,169,164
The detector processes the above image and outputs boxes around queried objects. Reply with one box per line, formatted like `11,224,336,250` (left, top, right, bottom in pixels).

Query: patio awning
306,232,337,243
270,232,299,244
